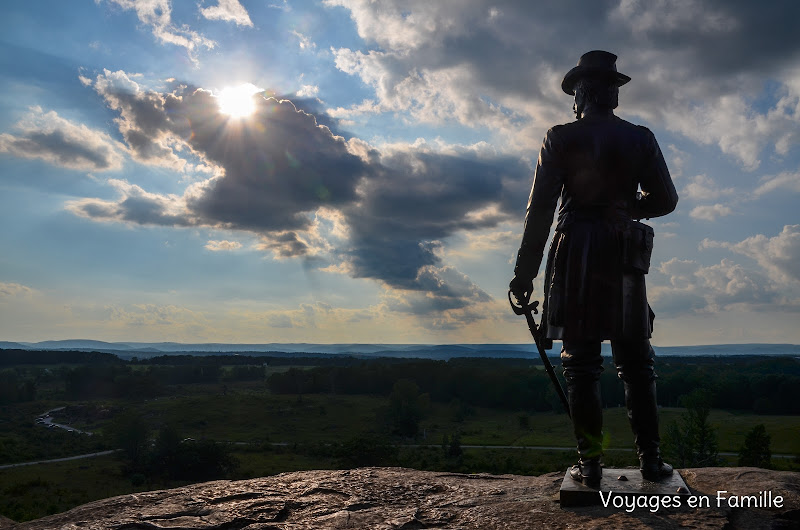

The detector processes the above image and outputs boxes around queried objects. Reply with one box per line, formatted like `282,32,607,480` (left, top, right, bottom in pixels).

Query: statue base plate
559,467,690,508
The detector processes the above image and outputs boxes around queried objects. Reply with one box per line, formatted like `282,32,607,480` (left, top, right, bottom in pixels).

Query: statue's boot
624,379,673,481
567,379,603,488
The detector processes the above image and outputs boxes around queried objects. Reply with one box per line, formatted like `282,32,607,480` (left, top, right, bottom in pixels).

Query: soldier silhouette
510,51,679,486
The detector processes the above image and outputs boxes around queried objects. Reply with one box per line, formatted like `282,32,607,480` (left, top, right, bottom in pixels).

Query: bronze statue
510,51,679,487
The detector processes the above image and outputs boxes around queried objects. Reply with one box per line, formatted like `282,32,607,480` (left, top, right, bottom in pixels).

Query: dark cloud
179,93,367,232
342,151,529,290
258,231,311,258
0,108,123,171
329,0,800,166
77,72,532,316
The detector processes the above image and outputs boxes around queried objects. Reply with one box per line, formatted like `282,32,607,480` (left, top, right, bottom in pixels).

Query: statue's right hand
509,275,533,306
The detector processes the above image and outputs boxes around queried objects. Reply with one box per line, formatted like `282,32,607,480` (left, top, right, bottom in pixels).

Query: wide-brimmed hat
561,50,630,95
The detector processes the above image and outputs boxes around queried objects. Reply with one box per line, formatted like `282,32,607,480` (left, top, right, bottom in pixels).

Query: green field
1,355,799,523
103,390,800,454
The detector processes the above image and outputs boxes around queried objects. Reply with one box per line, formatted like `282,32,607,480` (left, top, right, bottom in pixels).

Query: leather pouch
622,221,654,274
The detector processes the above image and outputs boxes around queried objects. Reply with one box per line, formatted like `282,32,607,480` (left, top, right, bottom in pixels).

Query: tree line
267,356,800,415
1,349,798,415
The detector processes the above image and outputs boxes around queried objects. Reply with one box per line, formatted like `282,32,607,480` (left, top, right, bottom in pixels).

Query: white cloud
101,0,215,59
651,256,793,315
200,0,253,27
0,107,125,171
292,30,316,50
666,144,688,178
694,259,771,308
661,95,765,170
683,174,735,201
324,0,475,52
331,47,515,132
324,1,800,170
754,171,800,196
0,282,36,298
658,258,699,289
205,239,243,251
446,229,518,259
702,225,800,284
689,204,733,221
296,84,319,98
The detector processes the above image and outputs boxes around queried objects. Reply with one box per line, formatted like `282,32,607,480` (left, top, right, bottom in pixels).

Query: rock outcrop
7,467,800,529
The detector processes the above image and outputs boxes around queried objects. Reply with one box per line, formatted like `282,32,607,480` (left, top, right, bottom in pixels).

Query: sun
216,83,262,119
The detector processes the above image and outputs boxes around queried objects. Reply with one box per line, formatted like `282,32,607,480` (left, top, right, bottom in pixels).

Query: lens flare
217,83,262,118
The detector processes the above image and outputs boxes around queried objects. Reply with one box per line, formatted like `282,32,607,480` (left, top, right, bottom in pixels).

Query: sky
1,0,799,346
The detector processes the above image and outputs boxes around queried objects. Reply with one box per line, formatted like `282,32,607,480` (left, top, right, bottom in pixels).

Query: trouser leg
562,340,603,485
611,339,673,480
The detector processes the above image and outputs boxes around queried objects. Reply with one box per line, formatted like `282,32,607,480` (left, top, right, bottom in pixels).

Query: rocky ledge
6,467,800,529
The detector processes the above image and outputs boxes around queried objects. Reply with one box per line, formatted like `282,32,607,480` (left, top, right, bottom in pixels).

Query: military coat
515,109,678,343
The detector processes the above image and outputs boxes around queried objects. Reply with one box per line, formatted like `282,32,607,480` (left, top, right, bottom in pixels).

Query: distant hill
1,340,797,360
31,339,137,350
0,341,29,350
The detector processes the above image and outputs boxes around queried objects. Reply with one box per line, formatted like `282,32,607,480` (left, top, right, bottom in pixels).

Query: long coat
514,109,678,344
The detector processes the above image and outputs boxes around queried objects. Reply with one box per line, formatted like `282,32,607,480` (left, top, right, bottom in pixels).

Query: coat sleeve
632,128,679,219
513,127,564,280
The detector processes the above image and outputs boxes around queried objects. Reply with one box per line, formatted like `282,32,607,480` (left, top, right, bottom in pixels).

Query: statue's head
561,50,629,118
572,78,619,118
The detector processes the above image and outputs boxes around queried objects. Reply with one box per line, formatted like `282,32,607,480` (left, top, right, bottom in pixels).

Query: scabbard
509,291,571,418
525,309,570,418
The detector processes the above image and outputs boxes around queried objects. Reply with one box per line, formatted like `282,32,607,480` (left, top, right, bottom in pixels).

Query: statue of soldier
509,51,679,487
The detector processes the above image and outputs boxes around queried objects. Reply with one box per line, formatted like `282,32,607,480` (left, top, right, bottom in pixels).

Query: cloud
200,0,253,27
67,179,192,226
609,0,738,35
754,171,800,196
0,107,125,171
380,265,491,314
666,144,688,178
296,84,319,98
336,145,530,294
702,225,800,284
683,174,735,201
204,239,242,251
87,70,192,170
650,226,800,317
265,313,294,328
256,231,314,259
0,282,36,299
689,204,733,221
447,229,518,258
292,30,317,51
72,72,533,317
651,256,793,315
101,0,216,59
323,1,800,165
694,259,774,308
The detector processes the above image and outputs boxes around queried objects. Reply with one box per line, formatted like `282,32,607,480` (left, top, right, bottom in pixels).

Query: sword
508,290,571,418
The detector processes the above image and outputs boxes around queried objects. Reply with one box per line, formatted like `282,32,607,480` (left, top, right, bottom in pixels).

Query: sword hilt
508,289,539,315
